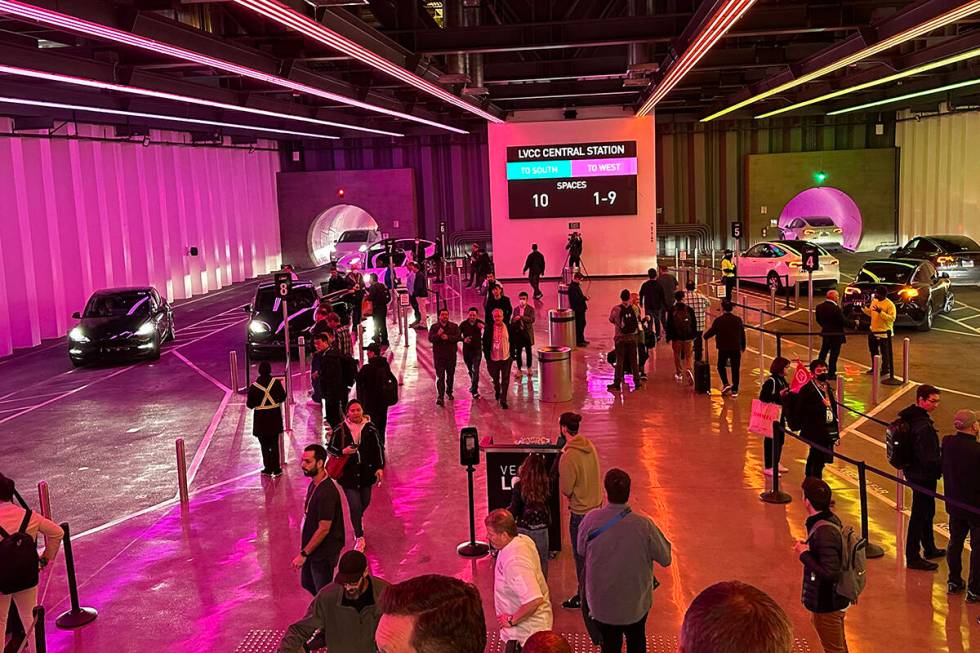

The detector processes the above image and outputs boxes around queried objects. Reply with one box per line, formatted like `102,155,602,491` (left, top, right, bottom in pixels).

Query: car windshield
931,236,980,252
254,287,317,312
83,292,152,318
856,262,914,285
337,230,371,243
803,217,835,227
776,241,831,256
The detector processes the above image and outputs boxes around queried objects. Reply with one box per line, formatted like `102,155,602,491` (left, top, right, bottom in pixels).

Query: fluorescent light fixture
0,0,468,133
233,0,501,124
703,0,980,122
755,47,980,118
0,63,402,137
826,77,980,115
636,0,758,115
0,95,340,139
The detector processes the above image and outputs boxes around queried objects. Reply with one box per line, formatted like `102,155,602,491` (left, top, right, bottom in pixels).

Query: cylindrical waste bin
548,308,576,350
557,284,569,310
538,346,572,403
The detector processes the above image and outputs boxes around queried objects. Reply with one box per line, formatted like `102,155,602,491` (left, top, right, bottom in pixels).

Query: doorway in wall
308,204,379,266
778,187,864,251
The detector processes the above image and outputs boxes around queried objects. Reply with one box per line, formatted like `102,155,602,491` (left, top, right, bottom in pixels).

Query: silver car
780,216,844,250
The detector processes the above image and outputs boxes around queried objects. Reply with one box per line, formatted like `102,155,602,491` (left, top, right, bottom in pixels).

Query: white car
329,229,382,261
336,238,438,287
737,240,840,293
779,216,844,250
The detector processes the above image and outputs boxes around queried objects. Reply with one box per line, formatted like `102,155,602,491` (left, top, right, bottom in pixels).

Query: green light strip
826,77,980,115
755,47,980,119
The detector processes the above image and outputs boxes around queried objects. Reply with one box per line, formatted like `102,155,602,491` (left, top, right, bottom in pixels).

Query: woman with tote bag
753,357,791,477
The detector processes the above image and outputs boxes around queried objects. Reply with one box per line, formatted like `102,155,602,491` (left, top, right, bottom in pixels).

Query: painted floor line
0,363,139,425
0,390,68,405
171,350,233,487
930,326,980,338
939,313,980,334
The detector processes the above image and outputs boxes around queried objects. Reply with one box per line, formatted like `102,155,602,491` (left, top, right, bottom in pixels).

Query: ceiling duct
625,0,657,86
463,0,487,96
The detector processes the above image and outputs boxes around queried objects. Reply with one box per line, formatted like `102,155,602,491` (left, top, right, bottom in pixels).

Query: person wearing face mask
277,550,389,653
942,409,980,602
797,360,839,479
327,401,384,553
861,286,896,378
460,307,485,399
512,292,536,379
428,309,461,406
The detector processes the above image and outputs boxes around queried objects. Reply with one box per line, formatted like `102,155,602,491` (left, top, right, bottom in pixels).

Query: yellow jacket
721,258,736,278
862,297,896,337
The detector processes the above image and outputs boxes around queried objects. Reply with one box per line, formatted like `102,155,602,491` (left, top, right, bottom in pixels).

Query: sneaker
674,373,683,382
500,400,509,409
924,548,946,560
721,385,732,396
447,392,454,400
607,383,621,392
436,397,444,406
907,558,939,571
948,580,966,595
562,595,581,609
471,391,480,400
731,389,739,397
685,370,694,385
354,537,366,552
639,373,648,381
260,469,272,476
967,591,980,603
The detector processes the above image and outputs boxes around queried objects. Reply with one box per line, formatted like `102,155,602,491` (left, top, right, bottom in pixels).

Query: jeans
717,349,741,390
301,552,339,597
463,348,482,393
529,273,541,297
868,334,893,377
811,610,848,653
614,339,639,386
344,485,373,539
574,310,587,343
487,357,513,403
764,422,785,470
513,339,533,370
517,526,549,577
948,517,980,594
435,357,456,399
819,338,843,377
569,512,586,594
671,340,693,375
646,310,663,340
596,614,647,653
322,396,345,429
906,477,938,562
256,433,281,473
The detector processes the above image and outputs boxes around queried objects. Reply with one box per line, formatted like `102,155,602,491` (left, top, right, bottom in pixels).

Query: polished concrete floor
3,261,979,652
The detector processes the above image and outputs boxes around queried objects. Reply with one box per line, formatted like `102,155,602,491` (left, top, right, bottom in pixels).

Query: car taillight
788,261,802,268
833,228,842,234
898,287,919,300
803,229,815,235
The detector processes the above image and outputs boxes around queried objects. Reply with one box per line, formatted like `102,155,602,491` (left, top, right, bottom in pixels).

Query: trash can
548,308,576,350
538,346,572,403
557,283,569,310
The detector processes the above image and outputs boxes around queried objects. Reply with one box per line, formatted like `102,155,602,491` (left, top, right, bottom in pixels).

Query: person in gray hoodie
578,468,671,653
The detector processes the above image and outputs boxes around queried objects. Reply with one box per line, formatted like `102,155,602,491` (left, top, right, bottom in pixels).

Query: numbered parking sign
801,247,820,272
273,272,292,298
731,221,743,239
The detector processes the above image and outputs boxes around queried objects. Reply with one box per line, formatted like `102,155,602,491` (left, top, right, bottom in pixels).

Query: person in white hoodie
327,400,385,552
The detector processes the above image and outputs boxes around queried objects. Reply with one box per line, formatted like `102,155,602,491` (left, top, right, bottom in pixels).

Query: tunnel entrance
779,187,864,251
308,204,379,266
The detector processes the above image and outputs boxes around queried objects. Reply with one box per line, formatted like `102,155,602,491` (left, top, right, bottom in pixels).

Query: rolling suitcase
694,340,711,394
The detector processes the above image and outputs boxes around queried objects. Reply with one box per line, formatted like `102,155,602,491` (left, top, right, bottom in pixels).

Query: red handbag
326,454,349,479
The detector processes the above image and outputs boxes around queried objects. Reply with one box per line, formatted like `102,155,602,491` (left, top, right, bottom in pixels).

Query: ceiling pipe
463,0,487,96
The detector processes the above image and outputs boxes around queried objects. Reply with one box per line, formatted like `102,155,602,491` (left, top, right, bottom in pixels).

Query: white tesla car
778,217,845,250
737,240,840,293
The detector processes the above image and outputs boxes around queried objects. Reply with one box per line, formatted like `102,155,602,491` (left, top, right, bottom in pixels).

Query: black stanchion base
866,542,885,559
882,378,903,386
760,490,792,504
456,541,490,558
56,607,98,629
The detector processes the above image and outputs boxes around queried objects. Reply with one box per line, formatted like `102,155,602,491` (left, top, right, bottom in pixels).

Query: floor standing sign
484,444,563,552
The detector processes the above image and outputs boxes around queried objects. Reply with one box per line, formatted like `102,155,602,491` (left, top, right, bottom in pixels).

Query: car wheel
70,357,84,368
149,335,162,360
766,271,782,295
917,302,933,332
166,323,176,342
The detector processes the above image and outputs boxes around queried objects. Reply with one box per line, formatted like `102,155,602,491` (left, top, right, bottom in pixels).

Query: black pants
322,395,345,429
693,331,703,362
723,277,735,302
301,551,339,597
906,477,938,562
614,339,639,385
256,433,281,473
596,614,647,653
513,339,533,370
463,348,482,393
646,309,663,340
948,517,980,594
409,294,420,321
819,338,843,377
868,334,893,377
574,310,587,344
373,312,389,346
487,358,512,403
717,349,741,390
367,407,388,446
764,422,786,470
529,273,541,297
569,253,582,269
435,357,456,399
805,441,833,479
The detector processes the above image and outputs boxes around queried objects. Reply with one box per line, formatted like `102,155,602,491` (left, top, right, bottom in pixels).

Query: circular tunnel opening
308,204,380,267
778,187,864,251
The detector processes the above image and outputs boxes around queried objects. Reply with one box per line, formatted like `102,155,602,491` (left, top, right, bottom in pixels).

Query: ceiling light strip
0,0,467,133
636,0,757,115
0,95,339,139
825,77,980,115
0,64,403,136
755,47,980,118
234,0,502,123
703,0,980,122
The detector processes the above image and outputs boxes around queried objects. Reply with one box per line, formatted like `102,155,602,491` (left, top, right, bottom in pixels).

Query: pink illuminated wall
0,120,282,357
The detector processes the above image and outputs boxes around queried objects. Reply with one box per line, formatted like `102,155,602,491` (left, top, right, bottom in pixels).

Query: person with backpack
608,289,642,392
703,300,746,397
665,291,698,385
797,360,839,479
0,473,64,653
428,308,462,407
246,361,288,476
895,384,945,571
356,343,398,446
794,477,861,653
943,409,980,602
366,273,390,348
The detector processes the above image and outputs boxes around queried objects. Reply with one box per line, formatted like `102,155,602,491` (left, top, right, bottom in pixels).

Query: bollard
297,336,307,394
229,350,239,393
871,355,881,405
760,428,791,504
794,279,800,308
882,333,902,386
244,345,252,389
55,523,98,628
783,275,791,310
758,312,765,376
857,462,886,559
902,337,910,384
33,605,46,653
896,470,905,512
279,430,288,466
175,438,189,504
776,333,783,358
836,376,845,426
37,480,51,520
770,285,777,314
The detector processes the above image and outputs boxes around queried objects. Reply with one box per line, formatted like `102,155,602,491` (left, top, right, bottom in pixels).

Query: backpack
381,369,399,406
620,305,639,335
885,417,914,470
671,305,693,340
0,509,40,594
809,520,868,603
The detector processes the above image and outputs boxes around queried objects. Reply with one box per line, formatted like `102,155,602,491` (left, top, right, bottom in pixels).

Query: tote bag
749,400,782,437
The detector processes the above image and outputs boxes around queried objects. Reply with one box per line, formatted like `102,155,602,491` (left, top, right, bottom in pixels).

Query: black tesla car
68,287,174,366
842,259,954,332
244,281,319,358
890,235,980,285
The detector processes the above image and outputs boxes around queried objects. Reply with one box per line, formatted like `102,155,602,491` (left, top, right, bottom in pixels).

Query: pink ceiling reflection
779,186,863,251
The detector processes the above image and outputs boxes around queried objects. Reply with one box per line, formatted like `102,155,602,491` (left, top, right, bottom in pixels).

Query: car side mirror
72,311,81,319
242,304,252,313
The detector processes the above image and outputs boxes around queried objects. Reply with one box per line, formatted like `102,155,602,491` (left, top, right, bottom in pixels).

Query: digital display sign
506,140,637,219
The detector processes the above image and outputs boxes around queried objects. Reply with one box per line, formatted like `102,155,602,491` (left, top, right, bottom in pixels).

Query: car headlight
358,244,368,252
135,321,156,337
249,320,271,335
69,327,90,343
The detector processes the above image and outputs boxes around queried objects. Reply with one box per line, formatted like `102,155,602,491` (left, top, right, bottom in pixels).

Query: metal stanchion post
902,337,910,384
882,333,902,386
897,470,905,511
456,463,490,558
33,605,46,653
871,354,881,405
175,438,189,504
759,312,765,376
37,481,51,520
857,462,886,558
770,285,776,314
776,334,782,358
807,271,814,361
280,428,288,466
836,376,845,426
760,430,791,504
55,523,98,628
297,336,307,395
244,345,251,389
783,275,791,310
794,279,800,309
229,350,239,393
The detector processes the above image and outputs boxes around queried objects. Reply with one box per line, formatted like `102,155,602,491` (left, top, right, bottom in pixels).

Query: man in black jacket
366,274,390,347
460,307,484,399
326,263,353,294
794,477,851,653
943,409,980,601
797,360,839,479
483,308,514,409
703,301,746,397
356,343,396,444
484,283,513,323
638,268,667,340
428,309,462,406
567,273,589,346
815,290,846,380
523,244,546,300
317,330,354,433
899,384,945,570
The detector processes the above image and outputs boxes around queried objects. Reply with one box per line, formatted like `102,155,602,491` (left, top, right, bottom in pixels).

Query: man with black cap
943,409,980,602
278,550,389,653
793,477,851,653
